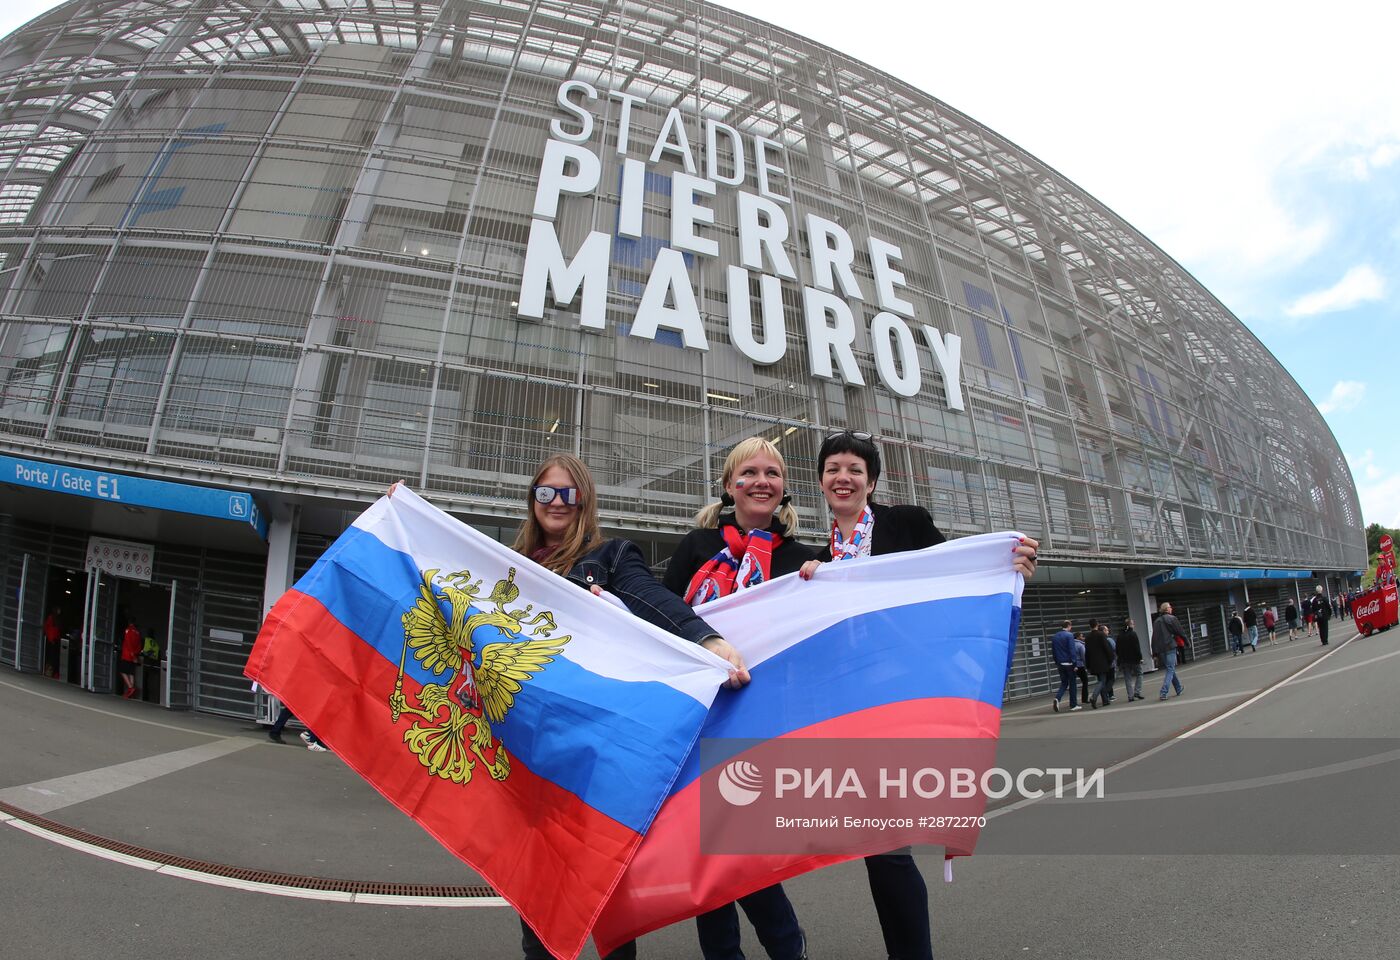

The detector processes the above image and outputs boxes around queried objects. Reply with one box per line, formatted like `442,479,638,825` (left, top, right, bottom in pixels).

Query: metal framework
0,0,1367,571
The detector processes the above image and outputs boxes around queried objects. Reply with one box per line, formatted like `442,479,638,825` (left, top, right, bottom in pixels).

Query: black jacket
566,539,718,645
1116,626,1143,665
817,502,945,561
1083,630,1114,675
663,515,817,599
1310,594,1332,621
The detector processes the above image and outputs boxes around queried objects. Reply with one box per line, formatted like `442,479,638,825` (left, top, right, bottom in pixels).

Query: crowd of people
1052,582,1347,712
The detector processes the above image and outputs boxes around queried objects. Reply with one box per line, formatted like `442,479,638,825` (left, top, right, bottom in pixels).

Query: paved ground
2,626,1397,959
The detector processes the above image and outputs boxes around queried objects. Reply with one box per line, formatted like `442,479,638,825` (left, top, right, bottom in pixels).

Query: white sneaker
1070,705,1083,711
307,742,328,752
299,731,313,744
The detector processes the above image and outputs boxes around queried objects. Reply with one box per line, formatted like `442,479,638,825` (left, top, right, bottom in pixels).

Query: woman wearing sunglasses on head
661,436,813,960
798,430,1039,960
393,453,748,960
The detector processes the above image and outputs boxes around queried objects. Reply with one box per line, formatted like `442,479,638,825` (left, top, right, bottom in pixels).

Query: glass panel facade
0,0,1365,572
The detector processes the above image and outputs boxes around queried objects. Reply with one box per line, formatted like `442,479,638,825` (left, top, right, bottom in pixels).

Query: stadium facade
0,0,1367,717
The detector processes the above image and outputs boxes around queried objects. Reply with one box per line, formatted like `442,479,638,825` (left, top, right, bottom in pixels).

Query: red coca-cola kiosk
1354,535,1398,636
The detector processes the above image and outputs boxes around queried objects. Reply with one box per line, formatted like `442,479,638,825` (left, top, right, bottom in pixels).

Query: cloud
1285,266,1386,317
1347,449,1383,482
1357,471,1400,529
1342,142,1400,180
1317,380,1367,415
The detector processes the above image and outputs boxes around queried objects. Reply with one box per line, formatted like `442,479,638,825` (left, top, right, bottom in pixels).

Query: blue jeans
1248,625,1258,648
1159,650,1182,698
696,884,804,960
865,852,932,960
1053,663,1078,707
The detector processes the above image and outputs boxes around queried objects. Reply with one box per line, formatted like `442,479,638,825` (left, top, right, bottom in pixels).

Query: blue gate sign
1,455,268,539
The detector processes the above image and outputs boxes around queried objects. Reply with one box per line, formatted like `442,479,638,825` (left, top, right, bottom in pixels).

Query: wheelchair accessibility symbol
229,496,248,518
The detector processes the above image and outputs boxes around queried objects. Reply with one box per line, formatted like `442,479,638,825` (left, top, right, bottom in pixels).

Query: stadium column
257,503,300,723
1124,573,1152,667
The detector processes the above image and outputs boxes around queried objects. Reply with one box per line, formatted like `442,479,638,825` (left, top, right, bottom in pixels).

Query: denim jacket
565,539,718,646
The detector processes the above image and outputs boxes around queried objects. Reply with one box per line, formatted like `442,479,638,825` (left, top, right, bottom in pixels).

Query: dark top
1083,630,1114,675
1150,614,1187,658
1243,607,1256,627
1116,626,1143,665
1309,594,1332,621
564,539,719,645
1285,604,1298,623
1227,615,1243,637
663,515,816,599
817,502,946,561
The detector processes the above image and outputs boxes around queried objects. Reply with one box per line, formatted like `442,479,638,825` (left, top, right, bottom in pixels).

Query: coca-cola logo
1357,599,1380,617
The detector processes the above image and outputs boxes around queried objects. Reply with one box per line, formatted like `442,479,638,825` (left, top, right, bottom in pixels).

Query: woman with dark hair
798,429,1039,960
395,452,747,960
662,435,812,960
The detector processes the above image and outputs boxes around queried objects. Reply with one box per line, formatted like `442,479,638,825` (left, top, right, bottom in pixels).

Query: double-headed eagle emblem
388,566,569,784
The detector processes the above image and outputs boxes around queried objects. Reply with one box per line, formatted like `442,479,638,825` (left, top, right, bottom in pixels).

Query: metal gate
9,554,46,672
1155,589,1234,661
82,566,119,693
164,579,197,709
192,590,262,718
1007,581,1131,701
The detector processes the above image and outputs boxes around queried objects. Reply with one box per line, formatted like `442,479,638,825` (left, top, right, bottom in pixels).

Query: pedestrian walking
1243,604,1258,651
1083,626,1115,709
1151,603,1187,700
1051,620,1081,712
1285,601,1298,640
1263,607,1277,644
1311,584,1332,646
1116,618,1145,700
1102,626,1117,702
119,620,142,699
1073,634,1090,705
1227,609,1245,656
43,608,63,679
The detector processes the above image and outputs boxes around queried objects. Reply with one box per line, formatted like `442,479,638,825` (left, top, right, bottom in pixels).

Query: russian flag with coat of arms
244,487,731,960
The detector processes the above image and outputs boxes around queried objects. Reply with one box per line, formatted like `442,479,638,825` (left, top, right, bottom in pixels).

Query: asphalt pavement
3,626,1397,960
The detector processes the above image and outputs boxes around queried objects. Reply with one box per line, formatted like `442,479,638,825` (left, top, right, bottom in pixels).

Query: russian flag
594,532,1023,953
245,488,730,960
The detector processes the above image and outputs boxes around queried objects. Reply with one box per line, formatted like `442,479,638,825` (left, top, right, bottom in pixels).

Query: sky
2,0,1396,532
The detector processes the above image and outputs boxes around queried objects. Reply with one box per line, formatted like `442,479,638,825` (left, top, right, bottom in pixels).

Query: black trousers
520,918,635,960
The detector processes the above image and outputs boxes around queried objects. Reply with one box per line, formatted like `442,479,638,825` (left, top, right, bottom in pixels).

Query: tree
1366,523,1385,556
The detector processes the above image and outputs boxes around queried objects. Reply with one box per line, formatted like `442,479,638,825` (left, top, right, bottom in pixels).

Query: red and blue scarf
685,525,780,606
829,505,875,562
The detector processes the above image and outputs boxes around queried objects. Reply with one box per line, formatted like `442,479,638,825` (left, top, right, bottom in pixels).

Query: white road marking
3,817,506,907
0,738,258,814
989,632,1362,820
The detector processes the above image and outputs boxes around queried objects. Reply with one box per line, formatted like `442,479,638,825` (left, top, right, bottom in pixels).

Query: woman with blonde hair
393,452,748,960
662,436,813,960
